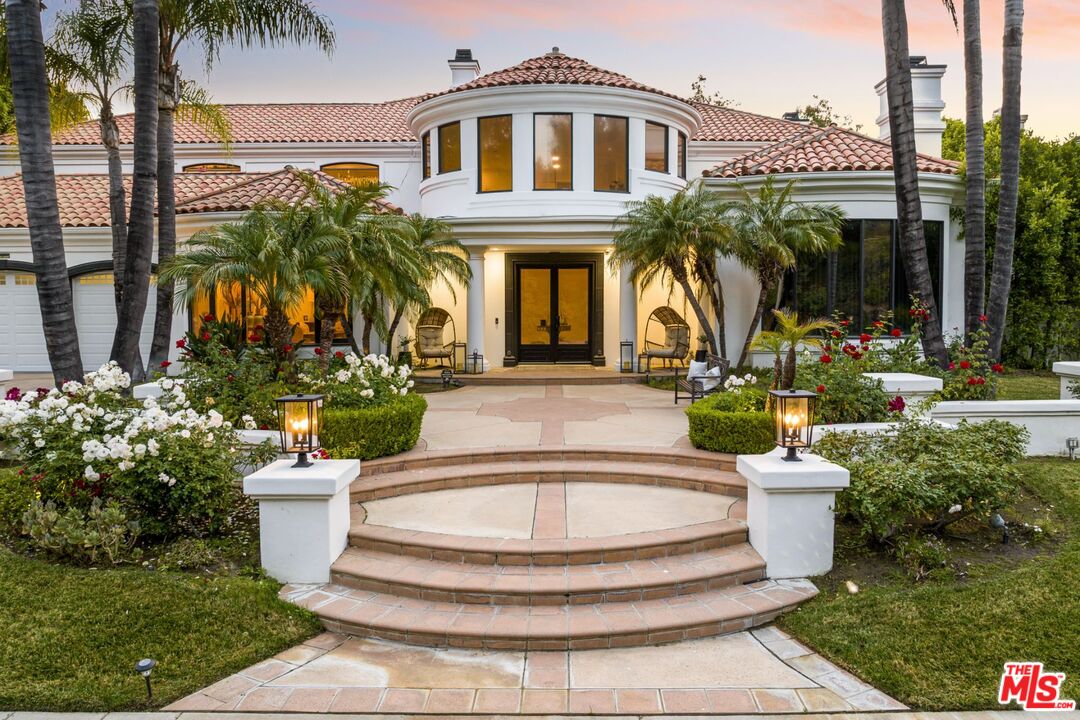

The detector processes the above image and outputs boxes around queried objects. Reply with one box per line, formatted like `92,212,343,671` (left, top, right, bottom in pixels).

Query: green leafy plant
686,388,773,454
22,498,140,565
320,393,427,461
935,316,1005,400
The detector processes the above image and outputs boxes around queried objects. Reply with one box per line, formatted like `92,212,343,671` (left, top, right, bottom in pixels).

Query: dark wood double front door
516,263,592,363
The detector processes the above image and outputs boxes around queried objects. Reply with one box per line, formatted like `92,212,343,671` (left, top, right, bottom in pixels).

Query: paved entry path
420,383,691,449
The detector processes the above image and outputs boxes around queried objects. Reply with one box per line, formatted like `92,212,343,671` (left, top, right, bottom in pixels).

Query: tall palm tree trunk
264,306,293,356
987,0,1024,360
149,61,179,370
386,306,405,354
110,0,159,376
737,271,772,369
316,295,342,372
881,0,949,368
674,269,718,358
100,107,128,311
962,0,986,340
5,0,84,386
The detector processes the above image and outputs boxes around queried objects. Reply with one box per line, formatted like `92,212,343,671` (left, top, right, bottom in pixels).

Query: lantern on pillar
619,341,634,373
768,389,817,461
275,393,324,467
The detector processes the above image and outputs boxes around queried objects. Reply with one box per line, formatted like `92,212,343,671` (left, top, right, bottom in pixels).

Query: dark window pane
834,221,861,326
862,220,893,326
478,115,512,192
534,114,572,190
594,115,628,192
438,122,461,174
894,220,943,331
677,132,687,179
794,252,830,320
645,121,667,173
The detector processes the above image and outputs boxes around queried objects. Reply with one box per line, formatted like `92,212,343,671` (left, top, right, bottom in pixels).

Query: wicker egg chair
642,306,691,376
413,307,456,369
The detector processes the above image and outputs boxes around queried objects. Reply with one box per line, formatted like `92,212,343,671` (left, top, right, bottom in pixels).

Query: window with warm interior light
190,283,346,345
438,122,461,174
321,162,379,186
478,115,512,192
534,113,572,190
182,163,241,173
421,132,431,179
677,131,687,179
645,121,668,173
593,115,628,192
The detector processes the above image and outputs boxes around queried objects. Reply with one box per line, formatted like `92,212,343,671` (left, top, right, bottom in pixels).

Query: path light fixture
135,658,156,700
1067,436,1078,461
768,388,817,462
441,368,453,389
620,340,634,373
275,393,324,467
466,350,485,375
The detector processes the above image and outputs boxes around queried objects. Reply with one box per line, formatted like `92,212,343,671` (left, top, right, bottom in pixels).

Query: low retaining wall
930,399,1080,456
1052,361,1080,400
862,372,943,401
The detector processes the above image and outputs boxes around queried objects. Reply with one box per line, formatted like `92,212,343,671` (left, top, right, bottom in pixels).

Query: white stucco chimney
448,49,480,87
875,56,947,157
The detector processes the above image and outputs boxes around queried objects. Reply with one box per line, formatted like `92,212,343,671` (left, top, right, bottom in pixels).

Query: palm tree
880,0,950,368
160,202,349,356
51,1,131,312
727,177,844,369
149,0,336,369
960,0,987,340
385,214,472,349
4,0,84,385
609,182,727,356
756,309,832,390
110,0,157,377
987,0,1024,360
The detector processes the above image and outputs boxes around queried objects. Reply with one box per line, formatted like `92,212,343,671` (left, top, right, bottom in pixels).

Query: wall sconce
768,389,818,462
275,393,324,467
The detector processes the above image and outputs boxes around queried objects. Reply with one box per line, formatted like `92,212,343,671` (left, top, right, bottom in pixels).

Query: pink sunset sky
159,0,1077,140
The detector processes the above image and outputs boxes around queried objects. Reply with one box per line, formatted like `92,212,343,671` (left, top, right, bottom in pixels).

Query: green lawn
0,549,321,711
998,370,1062,400
780,457,1080,710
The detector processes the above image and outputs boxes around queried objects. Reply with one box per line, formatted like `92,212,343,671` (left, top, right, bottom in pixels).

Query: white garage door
74,273,156,371
0,272,51,371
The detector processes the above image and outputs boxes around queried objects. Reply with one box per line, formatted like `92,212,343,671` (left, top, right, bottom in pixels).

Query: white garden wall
930,400,1080,457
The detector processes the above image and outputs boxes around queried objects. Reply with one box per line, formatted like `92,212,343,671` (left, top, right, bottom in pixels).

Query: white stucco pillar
467,248,489,370
616,262,637,370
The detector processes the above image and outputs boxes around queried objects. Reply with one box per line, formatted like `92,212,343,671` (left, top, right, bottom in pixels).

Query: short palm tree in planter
752,310,833,408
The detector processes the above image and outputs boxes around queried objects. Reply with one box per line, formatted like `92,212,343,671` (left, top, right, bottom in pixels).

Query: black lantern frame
441,368,454,388
768,388,817,461
466,350,485,374
619,340,634,373
275,393,325,467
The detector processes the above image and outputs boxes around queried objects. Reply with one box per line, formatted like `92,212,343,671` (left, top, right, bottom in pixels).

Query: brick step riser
328,566,766,607
359,453,736,478
352,473,746,503
347,527,749,566
318,612,782,651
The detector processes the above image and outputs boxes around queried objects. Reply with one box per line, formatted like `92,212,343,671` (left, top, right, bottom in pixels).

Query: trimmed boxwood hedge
686,392,774,454
321,393,427,460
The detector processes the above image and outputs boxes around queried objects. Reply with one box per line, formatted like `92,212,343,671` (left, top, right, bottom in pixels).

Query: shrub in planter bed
321,393,427,460
815,417,1028,543
686,388,774,454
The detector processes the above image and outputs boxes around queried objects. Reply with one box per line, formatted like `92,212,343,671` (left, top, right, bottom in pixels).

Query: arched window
182,163,241,173
320,162,379,186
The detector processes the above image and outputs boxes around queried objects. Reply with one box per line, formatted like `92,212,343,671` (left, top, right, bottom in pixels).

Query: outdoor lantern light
467,350,484,374
1067,436,1079,461
441,368,453,388
275,393,324,467
135,658,156,700
620,340,634,373
768,388,818,461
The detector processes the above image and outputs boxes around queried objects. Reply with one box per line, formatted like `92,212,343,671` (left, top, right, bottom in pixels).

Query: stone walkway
10,713,1073,720
421,384,690,449
166,626,904,713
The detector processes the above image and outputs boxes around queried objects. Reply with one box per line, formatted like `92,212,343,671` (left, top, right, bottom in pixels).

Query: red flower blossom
820,354,833,364
861,344,870,352
200,331,211,341
840,320,850,327
977,376,986,385
859,333,872,343
5,387,21,401
967,377,977,386
248,333,261,342
872,321,885,329
948,362,956,370
979,314,987,323
959,360,971,369
816,384,826,393
258,424,269,430
334,350,345,359
887,395,906,413
202,313,214,322
831,330,842,339
226,374,235,383
851,351,863,361
890,328,902,337
313,347,324,356
176,338,186,348
254,324,264,331
992,363,1004,374
160,360,171,368
283,344,293,353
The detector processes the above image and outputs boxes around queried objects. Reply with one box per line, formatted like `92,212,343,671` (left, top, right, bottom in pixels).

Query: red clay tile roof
0,97,429,146
0,168,390,228
703,125,960,178
690,102,808,143
427,49,684,102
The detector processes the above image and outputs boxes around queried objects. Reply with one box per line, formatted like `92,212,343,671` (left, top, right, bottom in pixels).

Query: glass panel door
556,268,589,346
519,268,552,361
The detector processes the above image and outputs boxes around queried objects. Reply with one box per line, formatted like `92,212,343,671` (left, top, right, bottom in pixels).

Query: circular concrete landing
361,482,739,540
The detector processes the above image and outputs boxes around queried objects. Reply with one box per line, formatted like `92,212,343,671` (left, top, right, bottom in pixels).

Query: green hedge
686,393,774,454
321,394,427,461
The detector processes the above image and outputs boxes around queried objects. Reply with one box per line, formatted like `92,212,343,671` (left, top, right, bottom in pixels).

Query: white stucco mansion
0,48,961,372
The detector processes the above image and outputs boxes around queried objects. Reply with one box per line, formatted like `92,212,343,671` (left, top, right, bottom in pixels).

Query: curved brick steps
350,460,746,503
330,543,765,606
286,578,818,651
348,516,748,566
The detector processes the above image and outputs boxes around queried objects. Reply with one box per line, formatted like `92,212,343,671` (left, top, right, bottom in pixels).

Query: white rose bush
0,362,275,544
298,352,414,407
